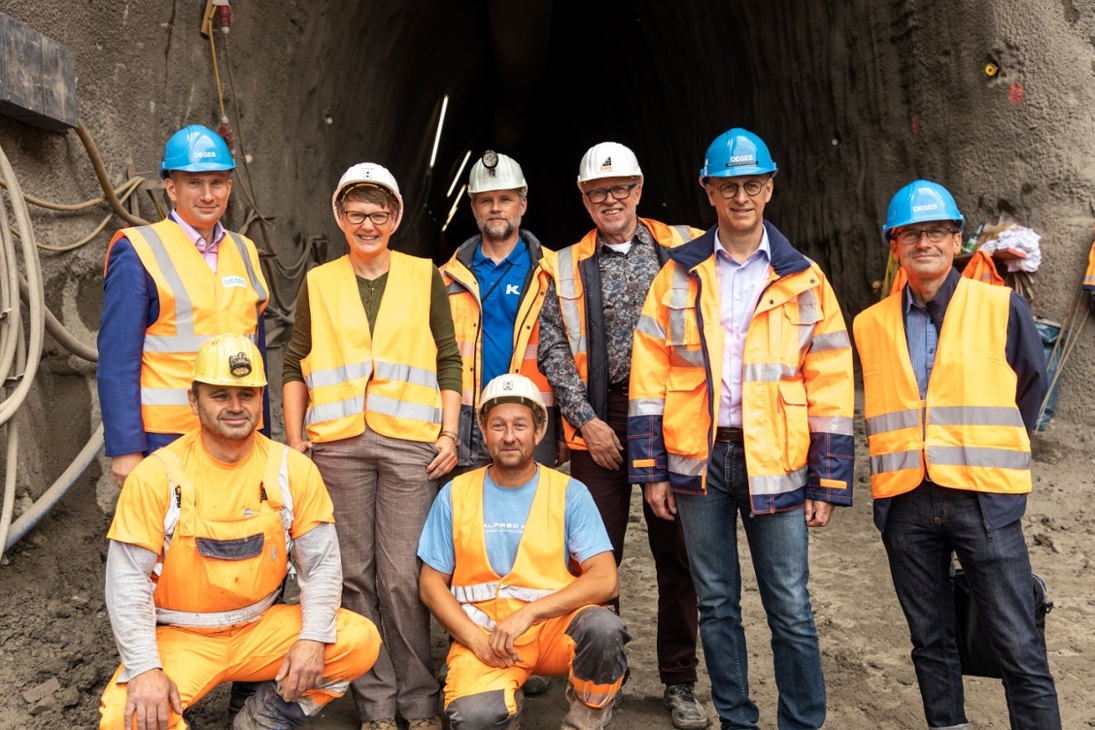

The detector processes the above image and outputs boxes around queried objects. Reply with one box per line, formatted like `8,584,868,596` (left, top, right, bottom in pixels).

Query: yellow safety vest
853,278,1032,499
449,466,575,644
552,219,702,450
106,219,268,435
301,252,442,444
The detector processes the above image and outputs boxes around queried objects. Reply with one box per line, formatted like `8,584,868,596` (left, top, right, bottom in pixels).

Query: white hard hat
478,373,548,426
331,162,404,231
577,142,643,184
468,150,528,197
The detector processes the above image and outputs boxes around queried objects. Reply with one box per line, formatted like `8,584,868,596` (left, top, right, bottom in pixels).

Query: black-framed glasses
714,179,768,199
343,210,392,226
892,228,959,245
583,183,638,204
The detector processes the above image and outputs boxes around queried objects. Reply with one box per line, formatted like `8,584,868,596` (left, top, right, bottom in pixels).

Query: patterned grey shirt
538,222,663,429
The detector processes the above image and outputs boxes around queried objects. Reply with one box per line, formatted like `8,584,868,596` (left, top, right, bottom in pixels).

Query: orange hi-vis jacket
628,223,855,513
550,218,703,450
449,466,576,643
106,220,268,435
301,252,442,444
441,231,557,464
150,439,293,625
853,278,1032,499
1084,238,1095,293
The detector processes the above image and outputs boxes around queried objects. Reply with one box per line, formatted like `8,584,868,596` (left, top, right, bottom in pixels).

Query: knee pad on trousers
446,689,522,730
566,607,630,684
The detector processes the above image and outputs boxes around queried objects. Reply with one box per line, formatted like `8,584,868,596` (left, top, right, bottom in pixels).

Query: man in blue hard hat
853,180,1059,730
96,124,271,722
630,128,855,730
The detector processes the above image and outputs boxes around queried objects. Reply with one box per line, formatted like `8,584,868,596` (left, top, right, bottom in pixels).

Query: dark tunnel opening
395,0,892,317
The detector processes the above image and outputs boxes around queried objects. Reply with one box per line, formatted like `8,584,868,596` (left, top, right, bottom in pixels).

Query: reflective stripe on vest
449,466,576,638
109,220,267,434
853,279,1031,498
155,587,280,628
301,253,441,443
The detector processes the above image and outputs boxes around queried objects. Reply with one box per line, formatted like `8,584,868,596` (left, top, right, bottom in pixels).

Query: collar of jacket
448,228,545,282
667,220,810,279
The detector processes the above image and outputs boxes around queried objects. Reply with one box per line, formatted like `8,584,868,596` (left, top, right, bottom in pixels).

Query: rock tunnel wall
0,0,1093,514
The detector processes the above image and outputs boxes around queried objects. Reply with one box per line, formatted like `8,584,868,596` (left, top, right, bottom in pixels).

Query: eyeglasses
342,210,392,226
892,228,959,245
714,179,768,199
583,183,638,204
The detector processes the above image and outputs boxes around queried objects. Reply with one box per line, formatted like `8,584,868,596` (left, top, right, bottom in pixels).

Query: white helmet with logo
467,150,528,197
478,373,548,427
577,142,643,184
331,162,404,231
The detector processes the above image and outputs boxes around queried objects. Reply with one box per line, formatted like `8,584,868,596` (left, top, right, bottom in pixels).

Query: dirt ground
2,399,1094,729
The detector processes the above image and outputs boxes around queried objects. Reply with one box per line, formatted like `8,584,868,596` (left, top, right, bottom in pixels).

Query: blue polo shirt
472,239,530,391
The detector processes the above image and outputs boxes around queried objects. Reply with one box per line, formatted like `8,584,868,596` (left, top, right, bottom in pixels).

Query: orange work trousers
99,605,380,729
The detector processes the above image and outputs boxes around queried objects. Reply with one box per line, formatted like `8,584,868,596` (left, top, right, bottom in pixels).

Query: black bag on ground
952,568,1053,678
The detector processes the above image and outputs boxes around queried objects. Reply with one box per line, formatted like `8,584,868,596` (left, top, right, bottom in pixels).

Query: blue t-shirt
417,467,613,576
472,239,531,392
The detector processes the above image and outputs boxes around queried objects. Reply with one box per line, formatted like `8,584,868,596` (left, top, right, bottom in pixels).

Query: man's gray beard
481,220,518,243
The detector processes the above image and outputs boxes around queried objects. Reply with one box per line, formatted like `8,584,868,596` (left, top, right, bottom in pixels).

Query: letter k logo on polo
506,284,521,296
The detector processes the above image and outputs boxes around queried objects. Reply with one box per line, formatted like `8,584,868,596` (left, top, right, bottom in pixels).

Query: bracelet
439,431,458,442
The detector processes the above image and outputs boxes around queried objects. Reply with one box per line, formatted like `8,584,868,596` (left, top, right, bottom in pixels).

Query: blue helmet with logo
699,128,778,184
881,180,964,245
160,125,236,179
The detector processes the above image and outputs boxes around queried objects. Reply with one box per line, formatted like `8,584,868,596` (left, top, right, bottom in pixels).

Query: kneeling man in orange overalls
100,333,380,730
419,373,629,730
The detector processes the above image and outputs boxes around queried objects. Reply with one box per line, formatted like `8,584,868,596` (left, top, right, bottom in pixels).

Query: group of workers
91,121,1061,730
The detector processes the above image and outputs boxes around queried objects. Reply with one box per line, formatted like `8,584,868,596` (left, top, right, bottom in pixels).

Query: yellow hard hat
192,333,266,388
478,373,547,425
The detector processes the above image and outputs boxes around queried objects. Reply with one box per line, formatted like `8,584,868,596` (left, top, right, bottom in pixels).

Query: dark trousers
570,386,699,686
882,482,1060,730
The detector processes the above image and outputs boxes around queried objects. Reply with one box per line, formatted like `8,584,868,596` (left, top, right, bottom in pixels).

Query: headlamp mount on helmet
229,352,253,378
482,150,499,178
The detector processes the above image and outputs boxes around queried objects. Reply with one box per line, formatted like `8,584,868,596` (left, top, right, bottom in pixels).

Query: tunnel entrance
395,0,929,318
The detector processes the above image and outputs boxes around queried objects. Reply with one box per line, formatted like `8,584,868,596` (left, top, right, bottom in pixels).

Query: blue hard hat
160,125,235,179
699,128,778,183
881,180,964,245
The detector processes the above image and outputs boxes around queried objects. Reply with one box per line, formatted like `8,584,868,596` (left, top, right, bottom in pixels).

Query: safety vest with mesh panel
853,278,1032,499
450,466,575,642
552,218,702,450
106,220,268,435
301,252,442,444
441,239,556,448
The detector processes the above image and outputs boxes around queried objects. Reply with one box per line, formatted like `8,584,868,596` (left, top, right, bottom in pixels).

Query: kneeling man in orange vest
418,373,628,730
99,334,381,730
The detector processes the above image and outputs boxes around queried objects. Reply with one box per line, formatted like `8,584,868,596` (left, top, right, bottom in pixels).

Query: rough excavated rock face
0,0,1092,518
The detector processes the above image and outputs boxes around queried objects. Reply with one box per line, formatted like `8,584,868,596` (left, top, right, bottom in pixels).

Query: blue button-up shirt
714,227,771,428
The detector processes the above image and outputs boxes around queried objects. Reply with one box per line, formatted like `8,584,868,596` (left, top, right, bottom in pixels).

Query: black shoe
227,681,260,724
662,683,708,730
523,674,551,695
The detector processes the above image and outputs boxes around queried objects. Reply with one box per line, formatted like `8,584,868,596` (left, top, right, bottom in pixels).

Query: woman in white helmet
282,162,461,730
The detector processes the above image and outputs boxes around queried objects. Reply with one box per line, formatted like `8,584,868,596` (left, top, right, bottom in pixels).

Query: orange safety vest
301,252,442,444
441,237,556,452
1085,238,1095,291
449,466,575,643
629,227,854,508
552,219,702,450
853,278,1032,499
149,440,292,625
106,220,268,435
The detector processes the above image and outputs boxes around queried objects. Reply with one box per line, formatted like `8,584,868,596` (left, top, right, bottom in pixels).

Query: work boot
662,684,708,730
523,675,551,696
232,681,309,730
561,685,615,730
363,719,399,730
408,717,444,730
227,682,260,725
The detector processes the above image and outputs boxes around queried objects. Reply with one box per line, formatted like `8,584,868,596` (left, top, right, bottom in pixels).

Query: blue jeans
676,441,825,730
881,482,1060,730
